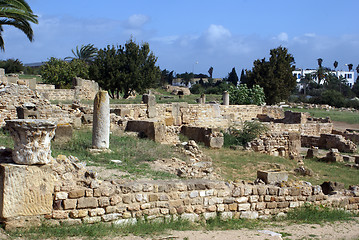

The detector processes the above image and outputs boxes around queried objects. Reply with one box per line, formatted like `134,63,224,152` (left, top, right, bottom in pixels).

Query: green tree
89,39,160,99
227,67,239,86
239,69,248,85
208,66,213,78
160,69,174,85
0,0,38,51
333,61,338,70
41,57,89,88
246,46,296,105
347,63,353,72
65,44,98,63
0,58,23,73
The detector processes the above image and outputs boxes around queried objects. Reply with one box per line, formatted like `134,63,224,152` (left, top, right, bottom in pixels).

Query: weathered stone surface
257,170,288,184
6,119,56,165
222,91,229,105
77,197,98,209
0,164,55,219
92,90,110,149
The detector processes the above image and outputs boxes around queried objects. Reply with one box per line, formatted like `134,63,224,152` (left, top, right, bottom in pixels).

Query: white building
293,69,355,87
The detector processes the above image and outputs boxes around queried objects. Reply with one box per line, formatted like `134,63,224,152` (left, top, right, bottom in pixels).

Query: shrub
224,121,268,146
228,84,265,105
41,58,89,88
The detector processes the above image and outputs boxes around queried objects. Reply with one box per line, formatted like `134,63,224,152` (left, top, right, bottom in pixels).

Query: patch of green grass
299,158,359,187
9,218,195,239
286,107,359,124
51,129,183,180
286,204,356,224
204,215,263,230
205,148,297,181
0,129,13,148
18,74,42,83
205,147,359,187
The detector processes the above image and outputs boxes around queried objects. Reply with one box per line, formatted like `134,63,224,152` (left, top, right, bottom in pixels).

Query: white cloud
276,32,288,42
123,14,150,29
203,24,231,45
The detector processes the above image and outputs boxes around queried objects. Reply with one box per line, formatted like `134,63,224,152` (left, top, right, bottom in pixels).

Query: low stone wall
302,134,357,153
248,132,301,158
36,84,55,90
111,104,264,129
0,84,73,127
263,122,333,137
37,89,76,101
36,78,99,101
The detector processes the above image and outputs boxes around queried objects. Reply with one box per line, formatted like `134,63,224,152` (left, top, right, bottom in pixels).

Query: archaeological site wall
1,153,358,229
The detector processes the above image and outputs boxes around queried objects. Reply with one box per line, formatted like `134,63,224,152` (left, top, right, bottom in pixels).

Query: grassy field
205,147,359,187
18,74,43,83
286,107,359,124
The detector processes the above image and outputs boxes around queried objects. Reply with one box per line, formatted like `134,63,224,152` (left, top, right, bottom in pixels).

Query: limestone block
257,170,288,184
0,164,55,219
54,123,73,142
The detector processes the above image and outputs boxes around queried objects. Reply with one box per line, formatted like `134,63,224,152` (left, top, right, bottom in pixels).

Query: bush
228,84,265,105
41,58,89,88
0,58,24,73
224,121,268,146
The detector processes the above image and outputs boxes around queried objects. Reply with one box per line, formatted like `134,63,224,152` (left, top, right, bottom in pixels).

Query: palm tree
65,44,98,63
317,58,323,68
300,73,313,96
0,0,38,51
347,63,353,72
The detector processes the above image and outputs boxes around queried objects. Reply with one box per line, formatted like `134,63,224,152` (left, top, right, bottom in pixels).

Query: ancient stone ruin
0,74,358,229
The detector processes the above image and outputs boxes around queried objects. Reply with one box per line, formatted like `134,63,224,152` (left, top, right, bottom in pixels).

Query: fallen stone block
257,170,288,184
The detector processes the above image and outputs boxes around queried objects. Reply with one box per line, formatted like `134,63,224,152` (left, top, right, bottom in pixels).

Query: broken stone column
6,119,57,165
223,91,229,105
200,94,206,104
143,94,157,118
92,90,110,149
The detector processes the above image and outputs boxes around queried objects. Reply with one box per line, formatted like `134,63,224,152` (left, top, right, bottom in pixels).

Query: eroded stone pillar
6,119,57,165
92,90,110,149
223,91,229,105
200,94,206,104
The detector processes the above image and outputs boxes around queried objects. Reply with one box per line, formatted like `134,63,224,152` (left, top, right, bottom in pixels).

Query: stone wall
0,84,75,127
36,78,99,101
37,89,76,101
263,122,333,137
247,132,301,158
302,134,357,153
111,104,264,129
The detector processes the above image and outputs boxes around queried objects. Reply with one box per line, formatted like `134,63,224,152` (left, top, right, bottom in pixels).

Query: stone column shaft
223,91,229,105
92,90,110,149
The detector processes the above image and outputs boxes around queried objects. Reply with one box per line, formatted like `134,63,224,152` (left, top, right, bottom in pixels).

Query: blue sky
1,0,359,77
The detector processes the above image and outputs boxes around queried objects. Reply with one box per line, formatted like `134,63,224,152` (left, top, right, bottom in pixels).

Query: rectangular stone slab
257,170,288,184
0,164,55,219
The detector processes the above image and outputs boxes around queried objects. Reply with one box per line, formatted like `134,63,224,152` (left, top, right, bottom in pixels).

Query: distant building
293,69,355,87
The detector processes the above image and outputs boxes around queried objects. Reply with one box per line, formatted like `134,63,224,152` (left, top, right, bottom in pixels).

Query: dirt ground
333,121,359,132
101,219,359,240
